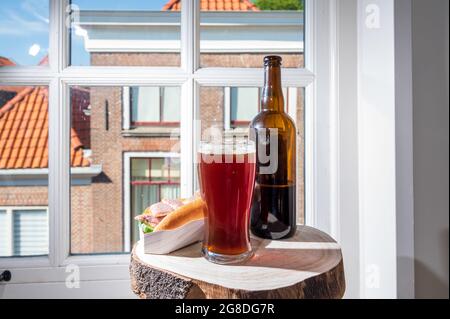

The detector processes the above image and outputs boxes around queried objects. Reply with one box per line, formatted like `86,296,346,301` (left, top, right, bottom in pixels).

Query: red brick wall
71,185,94,253
91,52,303,68
91,53,180,67
200,53,303,68
0,187,48,206
200,86,224,135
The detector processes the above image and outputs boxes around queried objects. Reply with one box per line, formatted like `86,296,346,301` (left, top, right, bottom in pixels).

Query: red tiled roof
162,0,259,11
0,56,48,67
0,86,91,169
71,87,91,149
38,55,49,66
0,57,15,67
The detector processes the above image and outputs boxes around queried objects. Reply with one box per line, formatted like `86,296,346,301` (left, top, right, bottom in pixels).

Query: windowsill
122,127,180,137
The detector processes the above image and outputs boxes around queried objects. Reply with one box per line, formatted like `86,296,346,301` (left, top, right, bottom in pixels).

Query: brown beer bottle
250,56,297,239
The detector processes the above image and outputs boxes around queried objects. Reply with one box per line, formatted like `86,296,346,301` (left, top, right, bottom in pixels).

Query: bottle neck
261,64,284,112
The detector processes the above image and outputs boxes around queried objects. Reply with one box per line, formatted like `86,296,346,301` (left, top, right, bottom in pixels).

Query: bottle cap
264,55,282,66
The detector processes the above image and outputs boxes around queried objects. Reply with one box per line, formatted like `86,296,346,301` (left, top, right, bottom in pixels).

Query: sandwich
135,195,206,234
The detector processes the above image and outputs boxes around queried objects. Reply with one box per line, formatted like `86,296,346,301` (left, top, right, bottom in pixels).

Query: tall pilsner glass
198,139,256,264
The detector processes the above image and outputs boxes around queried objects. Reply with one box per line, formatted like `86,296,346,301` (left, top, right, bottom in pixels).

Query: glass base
202,247,253,265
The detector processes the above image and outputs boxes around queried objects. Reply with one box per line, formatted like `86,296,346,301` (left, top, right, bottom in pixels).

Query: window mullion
49,0,70,267
181,0,200,74
49,0,66,73
179,0,197,198
180,79,195,197
48,78,71,267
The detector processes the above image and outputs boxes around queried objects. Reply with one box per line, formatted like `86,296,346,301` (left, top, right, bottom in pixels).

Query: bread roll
154,197,206,231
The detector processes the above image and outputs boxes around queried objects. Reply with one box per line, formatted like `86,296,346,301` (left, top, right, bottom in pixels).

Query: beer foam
198,139,256,155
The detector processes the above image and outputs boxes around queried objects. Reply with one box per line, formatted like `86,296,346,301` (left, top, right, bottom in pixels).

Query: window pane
69,0,182,66
131,158,149,181
69,86,180,254
162,87,181,122
0,85,49,257
198,86,305,223
0,1,49,67
130,158,180,245
150,158,165,181
199,0,305,68
168,158,180,182
131,87,160,123
128,86,181,129
13,209,48,256
231,87,259,125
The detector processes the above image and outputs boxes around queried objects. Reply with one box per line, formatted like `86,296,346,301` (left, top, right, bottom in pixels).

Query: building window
230,87,260,127
130,157,180,244
227,87,291,128
130,86,180,126
0,207,48,257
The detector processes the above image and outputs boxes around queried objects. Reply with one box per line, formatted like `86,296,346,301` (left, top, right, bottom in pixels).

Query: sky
0,0,171,66
0,0,303,66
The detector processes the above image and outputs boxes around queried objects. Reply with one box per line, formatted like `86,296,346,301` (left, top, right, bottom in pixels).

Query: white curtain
231,87,259,122
162,87,181,122
131,86,160,122
161,185,181,199
13,209,48,256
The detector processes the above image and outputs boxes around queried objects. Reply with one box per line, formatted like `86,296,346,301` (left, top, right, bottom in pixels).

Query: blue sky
0,0,49,65
0,0,302,66
0,0,171,66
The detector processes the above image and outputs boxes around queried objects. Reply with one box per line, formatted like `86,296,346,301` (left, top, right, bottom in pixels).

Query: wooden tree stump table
130,225,345,299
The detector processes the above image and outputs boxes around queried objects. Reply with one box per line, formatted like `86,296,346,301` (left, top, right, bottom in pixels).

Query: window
69,0,181,66
130,86,181,126
227,87,292,128
199,0,305,68
0,85,49,259
130,157,180,244
0,207,48,257
69,86,180,255
0,0,339,297
230,87,259,127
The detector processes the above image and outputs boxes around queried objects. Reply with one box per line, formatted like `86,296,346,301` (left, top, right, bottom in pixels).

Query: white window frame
0,0,339,297
0,206,49,257
222,86,298,140
123,152,180,252
122,86,182,131
223,87,295,126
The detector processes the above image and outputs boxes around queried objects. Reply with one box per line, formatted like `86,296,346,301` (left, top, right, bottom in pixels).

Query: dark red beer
198,144,256,263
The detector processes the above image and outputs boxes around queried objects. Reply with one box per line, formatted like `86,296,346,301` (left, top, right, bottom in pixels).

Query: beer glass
198,139,256,264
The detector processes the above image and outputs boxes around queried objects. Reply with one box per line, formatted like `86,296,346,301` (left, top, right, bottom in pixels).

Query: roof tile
163,0,259,11
0,86,91,169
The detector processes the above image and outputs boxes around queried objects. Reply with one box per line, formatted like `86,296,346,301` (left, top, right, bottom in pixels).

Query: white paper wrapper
139,219,205,255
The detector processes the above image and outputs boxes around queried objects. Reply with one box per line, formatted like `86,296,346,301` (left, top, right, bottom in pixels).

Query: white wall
337,0,360,299
411,0,449,299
